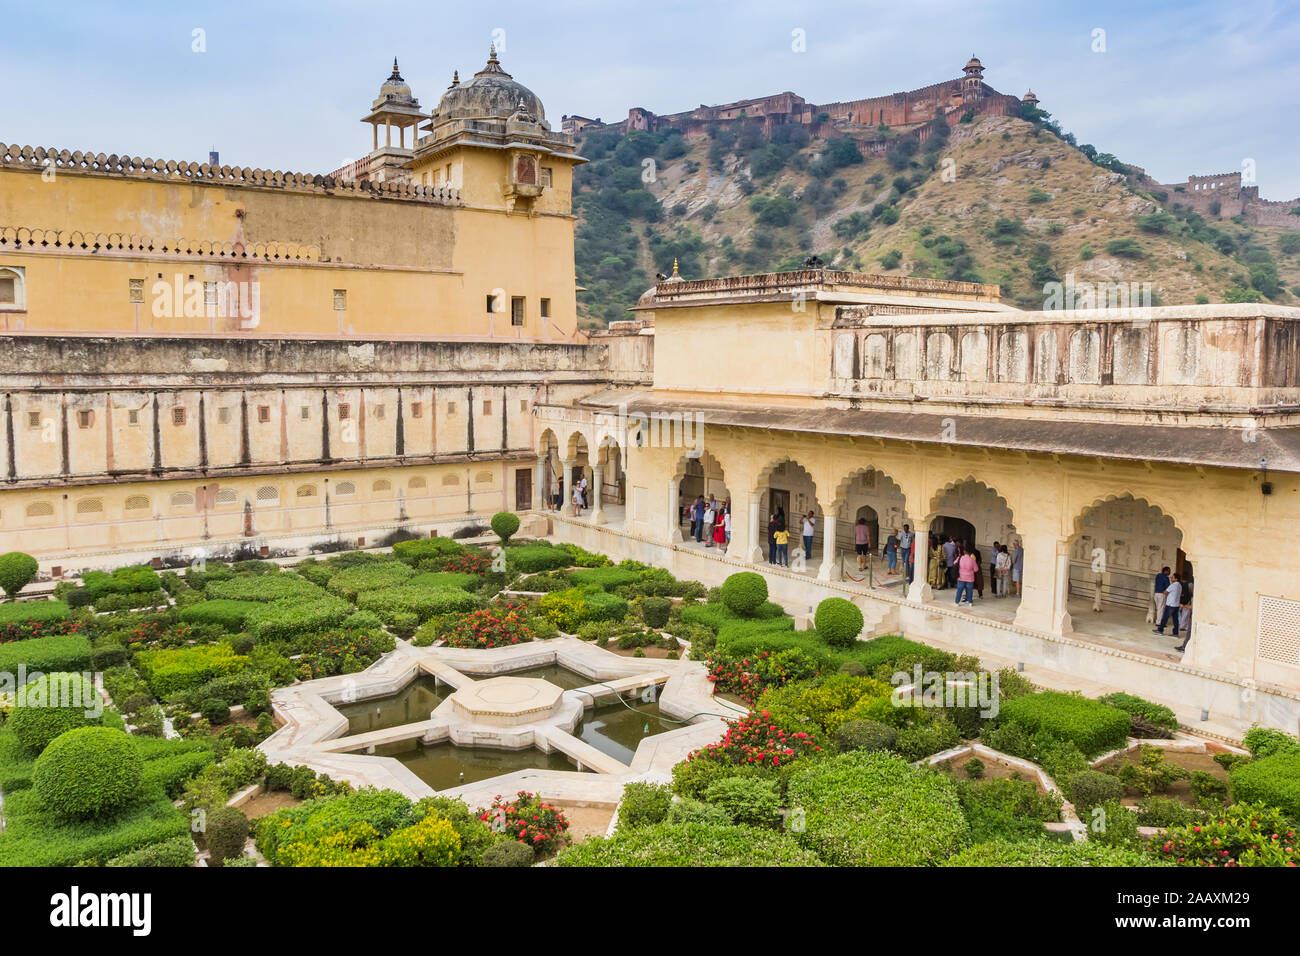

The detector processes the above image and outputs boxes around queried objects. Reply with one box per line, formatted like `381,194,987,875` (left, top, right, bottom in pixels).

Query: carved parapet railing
0,143,459,205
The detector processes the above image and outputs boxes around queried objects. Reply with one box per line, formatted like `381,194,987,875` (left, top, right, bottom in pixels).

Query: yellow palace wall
0,159,579,339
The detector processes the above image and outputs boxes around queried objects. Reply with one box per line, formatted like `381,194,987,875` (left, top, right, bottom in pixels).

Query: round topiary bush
32,726,143,819
481,838,536,868
814,597,864,648
0,551,38,600
490,511,521,545
8,672,102,752
833,719,898,753
199,697,231,724
205,806,250,866
838,661,868,677
640,596,672,629
719,572,768,616
1065,769,1124,810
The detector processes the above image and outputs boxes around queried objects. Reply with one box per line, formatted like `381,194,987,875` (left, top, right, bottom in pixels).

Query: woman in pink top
955,551,977,606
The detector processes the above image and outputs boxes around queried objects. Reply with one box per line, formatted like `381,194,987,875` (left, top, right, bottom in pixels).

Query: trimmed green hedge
1097,692,1179,735
941,837,1156,867
82,566,161,599
0,600,72,626
506,543,572,574
0,726,37,792
0,633,92,673
105,835,197,867
998,691,1132,757
407,571,480,591
567,566,641,591
552,822,825,867
787,751,970,866
0,786,189,866
392,537,466,566
245,595,352,642
134,644,249,697
327,561,415,600
205,573,324,603
1229,753,1300,817
179,599,262,632
357,585,482,624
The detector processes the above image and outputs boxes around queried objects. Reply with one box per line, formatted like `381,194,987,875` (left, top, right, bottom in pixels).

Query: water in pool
335,675,449,735
575,695,677,766
375,738,581,791
503,663,596,691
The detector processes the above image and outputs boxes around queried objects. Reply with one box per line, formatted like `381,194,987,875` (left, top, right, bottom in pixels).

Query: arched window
296,484,318,498
335,481,356,497
124,495,151,513
25,501,54,520
255,486,280,506
75,498,104,516
372,479,392,493
442,474,460,487
170,492,195,508
408,476,427,490
214,488,238,506
0,266,26,311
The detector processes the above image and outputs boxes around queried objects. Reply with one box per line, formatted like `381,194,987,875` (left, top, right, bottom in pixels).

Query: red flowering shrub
434,551,491,575
298,628,397,680
1158,803,1297,867
686,711,821,769
480,790,570,856
440,602,535,649
706,649,818,706
0,617,83,645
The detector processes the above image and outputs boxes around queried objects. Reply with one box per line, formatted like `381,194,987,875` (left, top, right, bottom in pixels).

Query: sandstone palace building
1,50,1298,739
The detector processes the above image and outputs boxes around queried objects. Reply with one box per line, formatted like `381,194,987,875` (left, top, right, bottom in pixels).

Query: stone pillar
818,510,839,581
1014,533,1074,636
591,461,605,525
666,477,683,543
560,458,575,513
534,456,548,510
747,495,763,563
907,534,932,603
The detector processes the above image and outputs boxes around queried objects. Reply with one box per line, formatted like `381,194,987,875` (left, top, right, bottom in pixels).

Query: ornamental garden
0,519,1295,868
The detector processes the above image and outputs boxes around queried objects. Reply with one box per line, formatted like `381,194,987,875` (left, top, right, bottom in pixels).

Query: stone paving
262,636,742,811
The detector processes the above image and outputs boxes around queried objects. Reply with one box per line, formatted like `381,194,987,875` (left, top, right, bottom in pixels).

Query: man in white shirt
1153,573,1184,637
703,503,716,547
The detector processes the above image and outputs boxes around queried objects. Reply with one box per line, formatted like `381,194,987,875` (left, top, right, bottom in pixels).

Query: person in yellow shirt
773,527,790,567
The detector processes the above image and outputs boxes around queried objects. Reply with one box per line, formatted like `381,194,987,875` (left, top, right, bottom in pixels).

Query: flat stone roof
586,393,1300,474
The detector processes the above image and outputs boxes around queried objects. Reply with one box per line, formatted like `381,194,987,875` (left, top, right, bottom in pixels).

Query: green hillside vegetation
572,106,1300,326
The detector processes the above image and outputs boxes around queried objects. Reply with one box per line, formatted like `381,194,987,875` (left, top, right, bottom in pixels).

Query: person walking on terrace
1010,539,1024,596
854,517,871,572
802,511,816,565
691,495,706,542
1153,572,1184,639
703,500,717,547
1149,566,1171,625
884,530,899,573
767,512,778,564
713,507,728,550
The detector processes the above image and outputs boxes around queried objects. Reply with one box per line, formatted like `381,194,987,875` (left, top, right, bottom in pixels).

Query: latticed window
296,485,317,498
1258,596,1300,667
255,486,280,505
124,495,151,512
75,498,104,515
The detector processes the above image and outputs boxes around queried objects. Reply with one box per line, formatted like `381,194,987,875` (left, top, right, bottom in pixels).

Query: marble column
747,495,763,563
817,511,839,581
907,534,932,603
666,477,683,543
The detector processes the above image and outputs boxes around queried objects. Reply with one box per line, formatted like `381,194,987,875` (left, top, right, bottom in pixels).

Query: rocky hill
572,113,1300,328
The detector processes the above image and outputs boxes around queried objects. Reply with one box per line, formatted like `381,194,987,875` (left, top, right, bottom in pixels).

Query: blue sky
3,0,1298,197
